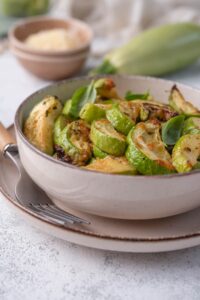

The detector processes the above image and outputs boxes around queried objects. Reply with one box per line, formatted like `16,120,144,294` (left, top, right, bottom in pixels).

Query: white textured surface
1,52,200,300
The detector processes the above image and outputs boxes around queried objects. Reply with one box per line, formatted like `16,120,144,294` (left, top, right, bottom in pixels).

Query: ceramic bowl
15,75,200,220
10,45,90,80
9,17,92,80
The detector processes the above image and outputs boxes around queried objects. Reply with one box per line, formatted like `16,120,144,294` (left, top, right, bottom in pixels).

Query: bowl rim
10,44,90,62
9,16,93,57
15,74,200,179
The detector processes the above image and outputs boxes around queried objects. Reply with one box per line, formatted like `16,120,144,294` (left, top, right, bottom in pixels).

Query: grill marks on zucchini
106,102,140,135
137,101,178,122
172,134,200,173
169,85,200,114
24,96,62,155
126,120,175,175
55,120,92,166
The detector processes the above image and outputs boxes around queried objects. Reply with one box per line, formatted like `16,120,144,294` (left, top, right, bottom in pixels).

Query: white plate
1,126,200,253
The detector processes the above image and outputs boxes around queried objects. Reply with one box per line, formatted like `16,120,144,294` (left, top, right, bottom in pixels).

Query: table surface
1,51,200,300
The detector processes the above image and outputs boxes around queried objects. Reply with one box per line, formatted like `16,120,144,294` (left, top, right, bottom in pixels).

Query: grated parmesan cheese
25,28,81,52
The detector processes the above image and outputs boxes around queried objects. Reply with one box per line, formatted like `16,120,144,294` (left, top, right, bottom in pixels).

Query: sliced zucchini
126,120,175,175
62,99,73,117
79,103,106,123
94,78,119,99
106,101,140,135
136,100,177,122
84,156,137,175
54,115,70,145
182,117,200,135
93,145,108,158
172,134,200,173
90,119,126,156
169,85,200,114
56,120,92,166
24,96,62,155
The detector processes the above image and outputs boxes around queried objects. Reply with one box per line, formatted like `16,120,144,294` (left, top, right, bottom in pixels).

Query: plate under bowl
1,133,200,253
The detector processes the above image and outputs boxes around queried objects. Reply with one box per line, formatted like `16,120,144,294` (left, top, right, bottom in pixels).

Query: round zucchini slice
90,119,126,156
79,103,106,123
126,120,175,175
182,117,200,135
172,134,200,173
56,120,92,166
93,145,107,159
84,156,137,175
106,102,140,135
53,115,70,145
24,96,62,155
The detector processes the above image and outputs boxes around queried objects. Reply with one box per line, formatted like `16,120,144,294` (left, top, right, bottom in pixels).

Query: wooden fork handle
0,122,16,152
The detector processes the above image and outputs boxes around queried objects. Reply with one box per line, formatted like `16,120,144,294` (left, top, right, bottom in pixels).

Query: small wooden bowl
9,17,93,80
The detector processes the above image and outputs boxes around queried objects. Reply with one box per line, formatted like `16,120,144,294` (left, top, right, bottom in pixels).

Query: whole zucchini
92,23,200,76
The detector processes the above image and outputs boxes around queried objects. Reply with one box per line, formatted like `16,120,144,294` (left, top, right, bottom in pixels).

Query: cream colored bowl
15,76,200,220
9,17,92,80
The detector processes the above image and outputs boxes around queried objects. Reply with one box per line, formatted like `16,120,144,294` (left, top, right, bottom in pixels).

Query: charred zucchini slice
182,117,200,135
169,85,200,114
90,119,126,156
84,156,137,174
126,120,175,175
24,96,62,155
106,101,140,135
56,120,92,166
136,100,177,122
172,134,200,173
94,78,119,99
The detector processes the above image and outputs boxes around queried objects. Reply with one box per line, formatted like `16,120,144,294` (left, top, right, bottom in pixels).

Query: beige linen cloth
60,0,200,57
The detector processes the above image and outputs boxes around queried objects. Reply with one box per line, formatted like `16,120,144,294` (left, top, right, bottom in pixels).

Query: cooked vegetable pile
24,78,200,175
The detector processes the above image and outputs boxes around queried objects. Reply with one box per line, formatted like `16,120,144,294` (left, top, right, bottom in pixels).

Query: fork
0,123,90,226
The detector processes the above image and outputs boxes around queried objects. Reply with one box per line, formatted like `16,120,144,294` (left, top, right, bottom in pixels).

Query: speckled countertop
1,52,200,300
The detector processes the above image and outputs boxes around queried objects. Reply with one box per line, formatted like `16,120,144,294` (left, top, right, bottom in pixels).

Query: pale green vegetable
53,115,70,145
182,117,200,135
84,156,137,175
24,96,62,155
92,23,200,76
79,103,106,123
57,120,92,166
93,145,108,159
169,85,200,114
90,119,126,156
106,101,139,135
172,134,200,173
126,121,175,175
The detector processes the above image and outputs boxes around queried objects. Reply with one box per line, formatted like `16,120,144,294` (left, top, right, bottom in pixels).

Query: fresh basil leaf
70,81,97,118
162,115,185,146
125,90,150,101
